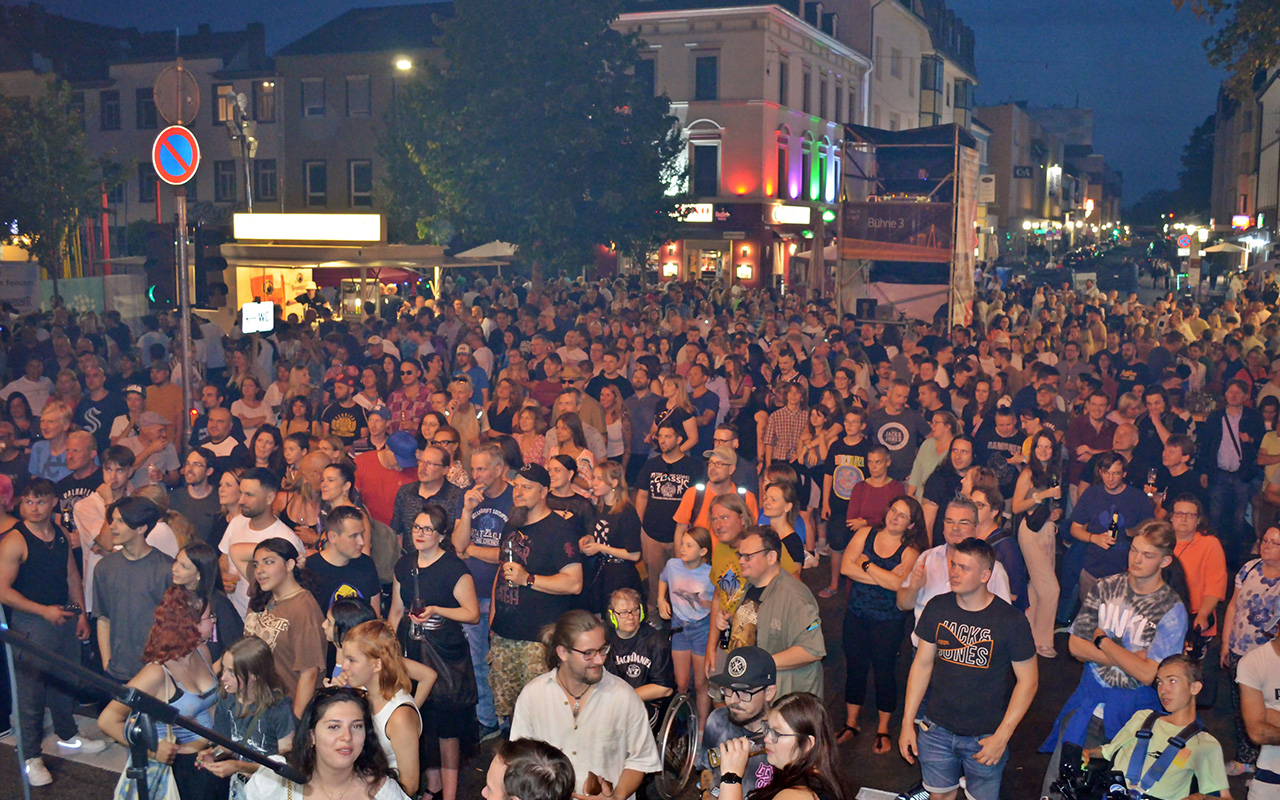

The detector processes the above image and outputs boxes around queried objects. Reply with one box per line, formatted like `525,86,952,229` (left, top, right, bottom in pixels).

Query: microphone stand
0,621,308,799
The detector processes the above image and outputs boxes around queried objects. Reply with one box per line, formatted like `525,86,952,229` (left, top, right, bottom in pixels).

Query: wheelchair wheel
654,692,700,800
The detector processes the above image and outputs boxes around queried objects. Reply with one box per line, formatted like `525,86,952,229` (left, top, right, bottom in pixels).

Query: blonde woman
513,406,547,466
648,375,699,454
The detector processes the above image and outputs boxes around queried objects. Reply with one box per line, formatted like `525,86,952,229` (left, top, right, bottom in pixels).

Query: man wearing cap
673,446,758,542
354,430,419,531
388,359,432,434
698,647,780,797
455,344,490,406
353,406,392,455
119,411,180,489
320,373,368,447
489,463,584,724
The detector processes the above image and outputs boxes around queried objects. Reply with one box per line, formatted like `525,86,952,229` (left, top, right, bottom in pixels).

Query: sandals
874,732,892,754
818,585,840,599
836,724,860,744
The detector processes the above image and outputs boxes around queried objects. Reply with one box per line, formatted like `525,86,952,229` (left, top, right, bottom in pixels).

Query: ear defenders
608,604,645,627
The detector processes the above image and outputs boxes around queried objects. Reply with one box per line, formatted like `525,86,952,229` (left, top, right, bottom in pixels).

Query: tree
380,0,685,285
1123,114,1215,225
1175,0,1280,100
0,81,111,278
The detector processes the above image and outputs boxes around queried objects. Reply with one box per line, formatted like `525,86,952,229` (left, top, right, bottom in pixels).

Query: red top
353,451,416,526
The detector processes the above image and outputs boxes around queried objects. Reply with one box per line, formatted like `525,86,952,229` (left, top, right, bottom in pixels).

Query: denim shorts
672,614,711,653
916,717,1007,800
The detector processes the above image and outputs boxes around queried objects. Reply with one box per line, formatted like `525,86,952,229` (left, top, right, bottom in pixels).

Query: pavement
0,552,1253,800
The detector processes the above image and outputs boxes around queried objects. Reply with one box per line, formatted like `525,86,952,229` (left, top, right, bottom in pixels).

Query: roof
276,2,454,58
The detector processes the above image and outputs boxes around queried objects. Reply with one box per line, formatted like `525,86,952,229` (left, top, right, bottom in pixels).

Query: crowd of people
3,264,1280,800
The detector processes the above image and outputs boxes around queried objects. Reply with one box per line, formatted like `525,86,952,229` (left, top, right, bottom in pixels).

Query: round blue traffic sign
152,125,201,186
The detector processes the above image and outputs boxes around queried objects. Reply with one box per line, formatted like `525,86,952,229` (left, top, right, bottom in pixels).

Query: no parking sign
152,125,200,186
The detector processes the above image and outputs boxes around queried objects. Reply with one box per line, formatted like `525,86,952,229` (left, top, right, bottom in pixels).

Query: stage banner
839,202,953,263
951,146,980,326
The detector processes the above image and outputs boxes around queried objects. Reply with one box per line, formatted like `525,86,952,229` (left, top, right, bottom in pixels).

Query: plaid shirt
388,387,433,433
764,405,807,462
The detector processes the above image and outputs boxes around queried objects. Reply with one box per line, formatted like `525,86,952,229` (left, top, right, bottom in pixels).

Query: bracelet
1093,633,1109,650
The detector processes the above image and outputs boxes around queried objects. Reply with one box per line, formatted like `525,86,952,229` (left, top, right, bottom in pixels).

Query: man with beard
920,436,974,545
635,423,702,612
510,610,660,800
320,374,368,446
696,647,779,797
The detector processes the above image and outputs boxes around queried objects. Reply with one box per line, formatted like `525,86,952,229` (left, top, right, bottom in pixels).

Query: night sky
38,0,1223,202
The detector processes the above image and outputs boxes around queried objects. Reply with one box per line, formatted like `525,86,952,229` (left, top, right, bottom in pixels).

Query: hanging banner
951,145,979,327
839,202,953,263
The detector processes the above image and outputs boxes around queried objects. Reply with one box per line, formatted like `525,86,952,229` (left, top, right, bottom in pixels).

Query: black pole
0,621,307,787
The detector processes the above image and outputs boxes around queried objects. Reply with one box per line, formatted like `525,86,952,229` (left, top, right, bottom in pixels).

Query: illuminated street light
395,58,413,71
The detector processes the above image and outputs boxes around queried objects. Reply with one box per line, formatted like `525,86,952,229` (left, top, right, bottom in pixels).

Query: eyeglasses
724,686,766,702
185,461,208,469
411,524,438,534
737,548,767,562
1171,511,1198,520
418,459,446,468
432,439,458,446
1263,538,1280,548
570,643,611,660
611,607,642,618
400,370,416,376
713,437,734,445
760,721,799,742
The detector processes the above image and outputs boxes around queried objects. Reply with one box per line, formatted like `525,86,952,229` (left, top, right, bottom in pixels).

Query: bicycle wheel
654,692,700,800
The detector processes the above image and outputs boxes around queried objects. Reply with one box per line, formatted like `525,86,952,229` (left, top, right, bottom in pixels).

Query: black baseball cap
517,462,551,488
709,646,776,690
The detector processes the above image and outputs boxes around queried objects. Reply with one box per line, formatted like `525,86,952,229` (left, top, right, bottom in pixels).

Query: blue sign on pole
152,125,201,186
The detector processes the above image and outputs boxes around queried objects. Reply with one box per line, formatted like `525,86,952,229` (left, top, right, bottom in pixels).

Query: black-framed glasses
725,686,767,702
400,370,416,375
760,721,799,742
737,548,767,562
611,607,642,619
411,524,438,534
570,643,611,660
432,439,458,446
713,437,734,445
418,459,446,468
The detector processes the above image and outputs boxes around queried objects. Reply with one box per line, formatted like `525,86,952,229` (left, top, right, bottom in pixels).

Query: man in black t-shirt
635,423,702,610
604,588,674,726
489,463,584,721
56,433,102,553
900,537,1037,800
321,374,369,446
306,506,381,615
167,447,223,545
973,407,1025,498
1151,434,1206,518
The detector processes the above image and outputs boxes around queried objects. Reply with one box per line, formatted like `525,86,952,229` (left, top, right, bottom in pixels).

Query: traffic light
143,223,176,308
193,224,228,308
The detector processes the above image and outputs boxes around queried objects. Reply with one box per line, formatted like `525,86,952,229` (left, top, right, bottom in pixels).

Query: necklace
314,772,355,800
557,674,592,721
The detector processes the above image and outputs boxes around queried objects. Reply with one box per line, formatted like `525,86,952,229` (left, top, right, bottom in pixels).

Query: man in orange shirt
672,446,758,542
1170,493,1228,704
353,430,418,528
145,362,183,444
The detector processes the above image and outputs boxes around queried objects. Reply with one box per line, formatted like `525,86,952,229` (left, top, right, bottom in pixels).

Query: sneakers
816,539,832,557
25,757,52,786
478,723,504,743
57,734,109,754
802,551,820,570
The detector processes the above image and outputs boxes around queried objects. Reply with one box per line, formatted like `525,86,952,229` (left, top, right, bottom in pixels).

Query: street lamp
395,58,413,71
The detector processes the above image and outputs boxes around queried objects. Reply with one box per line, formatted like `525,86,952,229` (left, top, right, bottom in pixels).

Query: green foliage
0,80,115,276
379,0,685,277
1124,114,1215,225
1175,0,1280,100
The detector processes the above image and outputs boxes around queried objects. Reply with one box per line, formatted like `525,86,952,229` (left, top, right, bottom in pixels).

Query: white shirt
218,515,306,617
543,424,607,463
1238,641,1280,774
0,376,53,414
511,669,662,799
905,543,1011,645
245,771,409,800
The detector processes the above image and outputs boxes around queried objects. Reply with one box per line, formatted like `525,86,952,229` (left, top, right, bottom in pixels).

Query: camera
1049,743,1129,800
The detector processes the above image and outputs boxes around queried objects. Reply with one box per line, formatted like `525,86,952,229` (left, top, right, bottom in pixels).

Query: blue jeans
463,597,497,728
916,718,1007,800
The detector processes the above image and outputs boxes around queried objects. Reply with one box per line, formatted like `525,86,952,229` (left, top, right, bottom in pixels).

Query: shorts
487,633,547,718
827,518,855,551
916,717,1007,800
672,614,711,653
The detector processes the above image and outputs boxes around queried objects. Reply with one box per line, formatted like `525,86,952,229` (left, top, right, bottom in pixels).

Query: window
777,138,789,198
1243,109,1254,130
213,83,235,123
185,175,197,201
921,56,943,94
100,90,120,131
254,159,277,202
302,78,325,117
816,145,826,202
215,161,237,203
254,80,276,123
635,59,655,97
872,104,881,128
694,55,718,101
946,81,952,107
690,140,719,197
801,141,812,200
908,59,915,97
889,48,902,79
819,76,828,119
848,89,857,123
135,88,157,129
107,181,124,205
138,162,155,203
346,75,371,117
834,83,842,124
889,112,900,131
778,58,788,106
305,161,328,206
349,160,373,207
875,37,883,81
802,69,811,114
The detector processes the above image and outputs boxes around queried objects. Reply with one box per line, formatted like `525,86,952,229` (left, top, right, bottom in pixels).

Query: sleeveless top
846,526,911,621
11,522,70,606
163,648,219,744
372,689,420,770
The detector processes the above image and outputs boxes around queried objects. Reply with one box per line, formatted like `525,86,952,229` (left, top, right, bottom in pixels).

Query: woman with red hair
98,586,223,799
337,620,422,798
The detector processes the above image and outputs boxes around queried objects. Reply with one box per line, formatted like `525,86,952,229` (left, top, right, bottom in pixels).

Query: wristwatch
1093,633,1109,650
861,560,872,572
719,773,743,785
526,574,535,588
